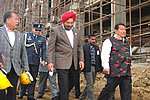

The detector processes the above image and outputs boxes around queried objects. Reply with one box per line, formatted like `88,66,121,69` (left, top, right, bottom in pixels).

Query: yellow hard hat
20,72,31,85
0,71,13,90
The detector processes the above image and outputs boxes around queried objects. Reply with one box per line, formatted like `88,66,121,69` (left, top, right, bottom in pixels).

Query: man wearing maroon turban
47,12,84,100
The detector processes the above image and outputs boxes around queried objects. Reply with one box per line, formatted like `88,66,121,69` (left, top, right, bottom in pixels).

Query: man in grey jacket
0,11,29,100
47,12,84,100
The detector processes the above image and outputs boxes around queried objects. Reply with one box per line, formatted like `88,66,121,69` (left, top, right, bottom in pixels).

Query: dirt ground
16,64,150,100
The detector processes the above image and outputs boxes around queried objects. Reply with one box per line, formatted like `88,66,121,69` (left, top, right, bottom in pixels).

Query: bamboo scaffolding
0,0,149,60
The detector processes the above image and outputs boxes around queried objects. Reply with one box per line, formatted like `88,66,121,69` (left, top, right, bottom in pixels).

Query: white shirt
101,38,132,70
4,25,15,47
62,24,74,48
101,39,112,70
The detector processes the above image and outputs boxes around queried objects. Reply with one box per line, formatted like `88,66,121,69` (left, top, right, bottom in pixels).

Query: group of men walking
0,10,132,100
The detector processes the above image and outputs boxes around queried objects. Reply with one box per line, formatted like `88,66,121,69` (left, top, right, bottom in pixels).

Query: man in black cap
18,23,46,100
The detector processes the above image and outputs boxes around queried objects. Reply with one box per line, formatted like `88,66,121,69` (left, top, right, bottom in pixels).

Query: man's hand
0,63,3,69
79,61,84,71
40,61,45,67
103,68,110,74
2,54,5,63
47,63,54,72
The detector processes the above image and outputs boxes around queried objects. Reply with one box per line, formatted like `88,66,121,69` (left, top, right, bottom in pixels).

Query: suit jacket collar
1,26,11,46
87,43,96,50
59,25,77,48
72,28,78,47
1,26,18,48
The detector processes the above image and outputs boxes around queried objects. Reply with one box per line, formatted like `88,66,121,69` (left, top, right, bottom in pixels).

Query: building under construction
0,0,150,63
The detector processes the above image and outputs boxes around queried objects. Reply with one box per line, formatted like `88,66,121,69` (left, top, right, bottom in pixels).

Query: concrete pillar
72,2,85,39
80,13,85,39
111,0,126,32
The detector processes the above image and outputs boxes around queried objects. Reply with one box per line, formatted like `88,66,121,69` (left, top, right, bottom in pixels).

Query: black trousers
69,69,81,97
98,76,132,100
57,63,78,100
0,67,19,100
74,71,81,97
19,64,39,100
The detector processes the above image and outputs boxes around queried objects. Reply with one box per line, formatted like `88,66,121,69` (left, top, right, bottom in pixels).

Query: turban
61,12,76,24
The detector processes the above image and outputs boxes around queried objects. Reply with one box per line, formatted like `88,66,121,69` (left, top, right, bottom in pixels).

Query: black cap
33,23,43,31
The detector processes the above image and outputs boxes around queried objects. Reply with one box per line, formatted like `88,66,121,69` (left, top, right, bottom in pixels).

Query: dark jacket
24,32,46,65
109,37,131,77
82,43,103,72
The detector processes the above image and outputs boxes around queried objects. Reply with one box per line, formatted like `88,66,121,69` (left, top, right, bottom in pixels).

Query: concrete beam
111,0,126,31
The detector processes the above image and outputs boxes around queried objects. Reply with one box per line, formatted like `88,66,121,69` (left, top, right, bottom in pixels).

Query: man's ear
6,19,9,23
88,38,90,42
114,29,117,33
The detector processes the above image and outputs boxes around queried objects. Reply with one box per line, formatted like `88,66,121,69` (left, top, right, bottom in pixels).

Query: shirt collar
33,33,36,36
88,43,94,48
114,34,123,40
33,32,40,37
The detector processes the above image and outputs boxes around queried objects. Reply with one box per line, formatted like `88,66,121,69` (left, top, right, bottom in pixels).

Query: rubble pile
79,66,150,100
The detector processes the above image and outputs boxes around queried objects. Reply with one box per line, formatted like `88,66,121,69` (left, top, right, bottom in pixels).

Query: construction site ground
16,64,150,100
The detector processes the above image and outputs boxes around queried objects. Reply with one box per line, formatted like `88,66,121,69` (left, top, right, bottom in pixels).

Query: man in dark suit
79,34,103,100
47,12,84,100
0,11,29,100
18,24,46,100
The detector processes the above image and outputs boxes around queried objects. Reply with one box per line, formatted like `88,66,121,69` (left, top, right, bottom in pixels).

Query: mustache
64,25,73,30
65,26,72,28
